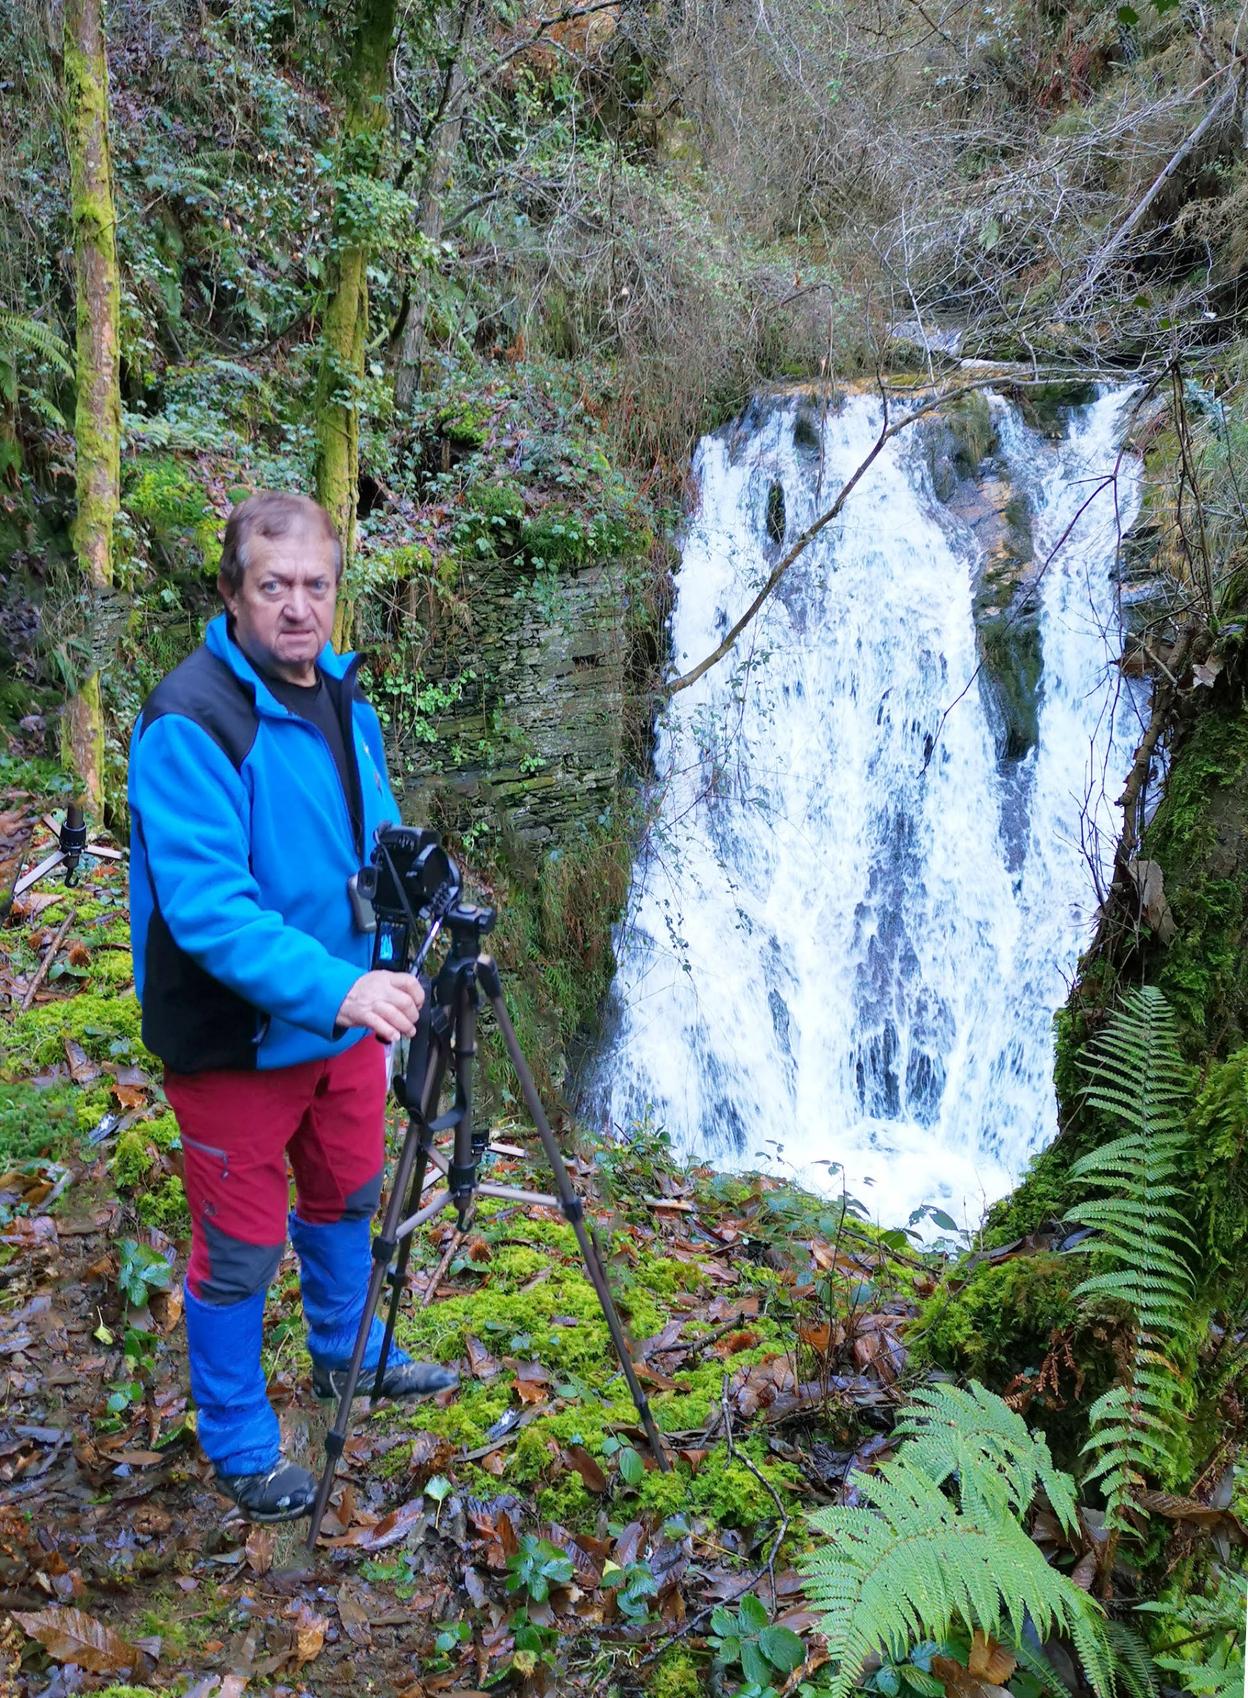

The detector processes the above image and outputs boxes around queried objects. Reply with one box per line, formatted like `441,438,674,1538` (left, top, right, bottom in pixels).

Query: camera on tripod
307,821,667,1545
352,825,493,974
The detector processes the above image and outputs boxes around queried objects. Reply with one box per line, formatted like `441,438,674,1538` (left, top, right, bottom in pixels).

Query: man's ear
217,574,237,614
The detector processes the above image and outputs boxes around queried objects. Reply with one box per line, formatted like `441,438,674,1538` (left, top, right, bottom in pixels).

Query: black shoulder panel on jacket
140,645,258,771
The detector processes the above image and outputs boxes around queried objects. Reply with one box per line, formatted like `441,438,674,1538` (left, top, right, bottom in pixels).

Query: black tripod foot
312,1359,460,1402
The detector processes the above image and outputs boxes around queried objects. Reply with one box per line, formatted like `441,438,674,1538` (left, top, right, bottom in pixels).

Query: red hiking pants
165,1035,388,1305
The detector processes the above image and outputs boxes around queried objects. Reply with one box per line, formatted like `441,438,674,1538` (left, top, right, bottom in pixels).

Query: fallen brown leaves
13,1606,147,1677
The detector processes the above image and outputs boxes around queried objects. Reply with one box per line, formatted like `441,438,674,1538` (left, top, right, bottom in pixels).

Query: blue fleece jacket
128,613,400,1071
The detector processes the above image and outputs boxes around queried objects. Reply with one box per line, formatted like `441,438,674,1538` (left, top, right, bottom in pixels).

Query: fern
1066,986,1196,1529
1140,1573,1247,1698
0,309,72,379
892,1380,1081,1534
1104,1622,1159,1698
800,1382,1114,1698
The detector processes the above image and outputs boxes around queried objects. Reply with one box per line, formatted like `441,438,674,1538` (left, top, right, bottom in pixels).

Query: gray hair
218,492,343,593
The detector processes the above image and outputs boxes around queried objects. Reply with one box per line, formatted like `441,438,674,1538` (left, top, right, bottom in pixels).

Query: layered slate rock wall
394,552,632,848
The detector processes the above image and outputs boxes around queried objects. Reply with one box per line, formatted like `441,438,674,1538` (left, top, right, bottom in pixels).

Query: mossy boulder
983,1141,1076,1245
1145,700,1248,1051
1191,1044,1248,1304
1006,379,1098,439
921,390,999,502
437,399,490,449
910,1252,1078,1385
977,614,1043,760
918,394,1042,760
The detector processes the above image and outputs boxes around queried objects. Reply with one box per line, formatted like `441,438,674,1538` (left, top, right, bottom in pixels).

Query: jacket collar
205,613,356,715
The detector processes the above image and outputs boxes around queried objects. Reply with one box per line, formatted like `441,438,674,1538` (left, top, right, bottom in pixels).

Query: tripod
307,901,669,1547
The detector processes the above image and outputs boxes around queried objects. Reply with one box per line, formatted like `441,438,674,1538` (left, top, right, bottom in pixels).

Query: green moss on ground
383,1195,808,1533
111,1111,189,1236
91,948,136,987
111,1111,180,1189
647,1648,706,1698
0,1079,82,1163
4,989,149,1072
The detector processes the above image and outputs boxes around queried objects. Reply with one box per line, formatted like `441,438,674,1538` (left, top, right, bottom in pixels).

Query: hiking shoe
215,1456,317,1522
312,1357,459,1403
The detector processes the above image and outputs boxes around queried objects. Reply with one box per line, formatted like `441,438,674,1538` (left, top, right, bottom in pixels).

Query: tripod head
355,825,495,980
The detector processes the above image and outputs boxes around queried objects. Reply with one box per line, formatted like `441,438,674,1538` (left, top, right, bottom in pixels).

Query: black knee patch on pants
342,1169,382,1221
198,1221,283,1305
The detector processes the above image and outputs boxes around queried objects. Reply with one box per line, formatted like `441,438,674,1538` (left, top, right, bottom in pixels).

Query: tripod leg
371,1042,449,1402
371,1139,427,1403
477,959,670,1472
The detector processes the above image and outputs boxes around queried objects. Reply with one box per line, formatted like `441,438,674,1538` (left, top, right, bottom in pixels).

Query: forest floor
0,786,931,1698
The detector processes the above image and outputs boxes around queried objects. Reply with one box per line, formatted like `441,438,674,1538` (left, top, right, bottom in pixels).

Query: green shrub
124,454,221,572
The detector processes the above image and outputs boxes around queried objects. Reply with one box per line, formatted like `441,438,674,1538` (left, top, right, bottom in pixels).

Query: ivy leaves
709,1592,805,1690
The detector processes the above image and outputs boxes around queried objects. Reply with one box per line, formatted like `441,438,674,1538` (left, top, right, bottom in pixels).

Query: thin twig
721,1372,790,1610
421,1228,461,1308
19,909,76,1010
640,1384,790,1667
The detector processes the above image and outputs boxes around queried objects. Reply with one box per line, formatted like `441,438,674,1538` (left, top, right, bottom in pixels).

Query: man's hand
335,971,425,1042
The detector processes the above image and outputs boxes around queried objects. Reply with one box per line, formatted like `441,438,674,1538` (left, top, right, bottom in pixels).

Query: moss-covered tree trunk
61,0,120,813
313,0,398,651
393,0,479,413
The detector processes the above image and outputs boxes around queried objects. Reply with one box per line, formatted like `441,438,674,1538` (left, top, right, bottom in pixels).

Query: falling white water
591,388,1145,1230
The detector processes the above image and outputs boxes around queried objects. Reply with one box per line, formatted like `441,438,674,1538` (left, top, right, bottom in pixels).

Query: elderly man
129,491,456,1522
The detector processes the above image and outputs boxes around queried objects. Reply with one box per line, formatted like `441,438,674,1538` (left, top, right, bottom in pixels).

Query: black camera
354,826,463,972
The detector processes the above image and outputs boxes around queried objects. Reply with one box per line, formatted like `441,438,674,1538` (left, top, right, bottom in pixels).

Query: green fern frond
1104,1622,1159,1698
1153,1657,1245,1698
1145,1572,1247,1698
0,309,72,378
800,1384,1113,1698
893,1381,1079,1534
1067,986,1196,1531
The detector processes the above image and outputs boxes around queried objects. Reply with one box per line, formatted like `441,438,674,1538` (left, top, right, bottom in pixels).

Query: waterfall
591,387,1145,1229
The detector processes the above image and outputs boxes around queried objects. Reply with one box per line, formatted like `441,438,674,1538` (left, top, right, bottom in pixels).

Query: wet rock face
395,553,631,847
918,394,1043,763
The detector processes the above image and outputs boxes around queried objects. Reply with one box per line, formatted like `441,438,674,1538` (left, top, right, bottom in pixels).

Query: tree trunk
61,0,120,814
394,0,480,414
314,0,398,651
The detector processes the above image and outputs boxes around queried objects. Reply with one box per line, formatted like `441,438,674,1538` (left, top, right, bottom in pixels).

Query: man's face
219,526,338,684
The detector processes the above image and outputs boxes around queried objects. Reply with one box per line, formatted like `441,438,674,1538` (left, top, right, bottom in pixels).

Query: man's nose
285,585,311,622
